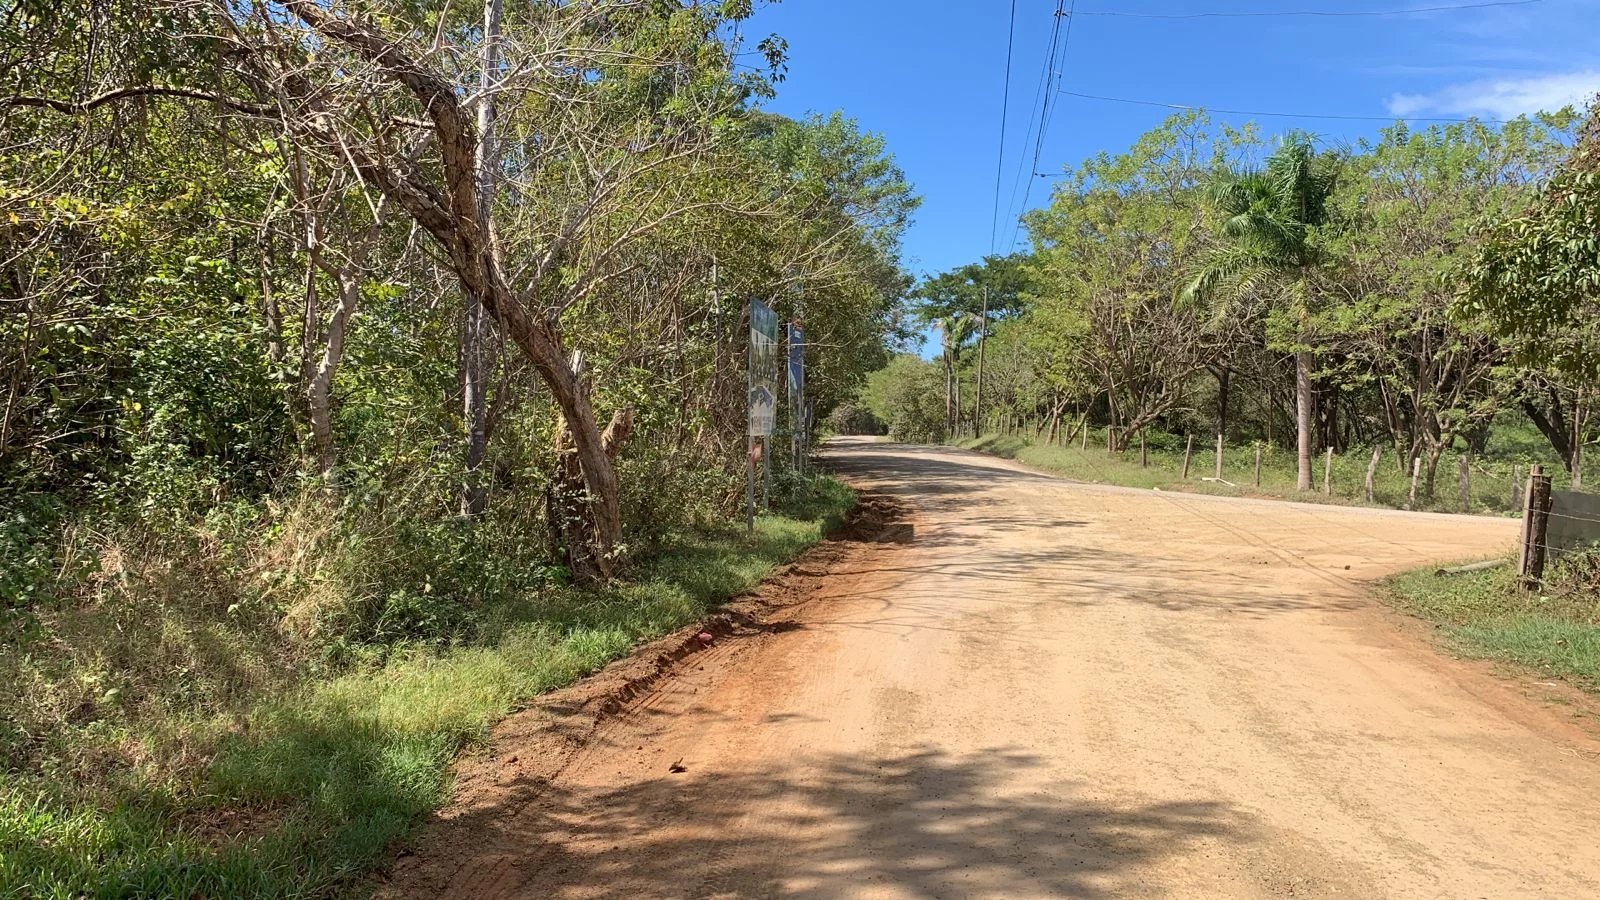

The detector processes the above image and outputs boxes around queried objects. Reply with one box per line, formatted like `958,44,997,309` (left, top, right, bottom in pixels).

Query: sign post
787,322,806,479
748,300,779,525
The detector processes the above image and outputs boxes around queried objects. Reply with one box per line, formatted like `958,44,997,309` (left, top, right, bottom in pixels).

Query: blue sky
745,0,1599,283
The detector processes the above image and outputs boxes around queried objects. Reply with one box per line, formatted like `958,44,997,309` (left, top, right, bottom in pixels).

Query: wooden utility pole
1365,445,1382,503
1323,447,1334,496
1520,464,1552,589
1182,434,1195,479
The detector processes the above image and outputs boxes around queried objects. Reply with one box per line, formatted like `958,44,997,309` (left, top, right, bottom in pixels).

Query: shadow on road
411,747,1254,898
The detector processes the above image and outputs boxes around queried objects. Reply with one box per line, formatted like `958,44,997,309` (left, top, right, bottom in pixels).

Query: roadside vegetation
2,479,852,897
862,105,1600,518
950,422,1576,515
1,2,907,895
1386,550,1600,693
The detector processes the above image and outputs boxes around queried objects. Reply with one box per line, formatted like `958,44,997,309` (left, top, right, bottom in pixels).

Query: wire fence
959,419,1593,517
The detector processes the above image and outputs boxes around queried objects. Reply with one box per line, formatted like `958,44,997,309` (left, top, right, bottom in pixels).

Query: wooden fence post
1510,465,1523,511
1080,420,1089,451
1182,434,1195,479
1365,445,1382,503
1520,464,1552,590
1458,454,1472,513
1253,446,1263,488
1323,447,1334,496
1140,430,1148,467
1215,434,1225,480
1408,457,1422,509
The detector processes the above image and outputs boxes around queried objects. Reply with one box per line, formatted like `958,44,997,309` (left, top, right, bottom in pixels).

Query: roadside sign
749,300,779,437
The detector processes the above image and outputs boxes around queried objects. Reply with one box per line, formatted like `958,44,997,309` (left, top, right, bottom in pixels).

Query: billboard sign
749,300,779,437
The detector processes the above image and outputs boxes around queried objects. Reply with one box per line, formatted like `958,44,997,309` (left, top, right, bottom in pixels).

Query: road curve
404,438,1600,899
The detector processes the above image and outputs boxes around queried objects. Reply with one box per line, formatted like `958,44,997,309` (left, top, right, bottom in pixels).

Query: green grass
953,427,1574,515
0,477,855,899
1385,557,1600,691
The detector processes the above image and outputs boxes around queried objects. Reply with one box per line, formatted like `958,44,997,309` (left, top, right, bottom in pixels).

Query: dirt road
390,439,1600,899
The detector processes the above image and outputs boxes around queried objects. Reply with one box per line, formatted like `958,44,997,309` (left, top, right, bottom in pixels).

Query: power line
989,0,1019,254
1058,89,1510,124
1029,2,1072,188
1067,0,1540,20
1001,2,1067,253
1008,0,1078,251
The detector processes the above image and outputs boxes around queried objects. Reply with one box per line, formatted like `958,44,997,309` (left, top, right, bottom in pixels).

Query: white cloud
1386,68,1600,119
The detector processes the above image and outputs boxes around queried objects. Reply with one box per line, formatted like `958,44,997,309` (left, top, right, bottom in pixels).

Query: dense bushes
862,355,949,444
827,402,885,436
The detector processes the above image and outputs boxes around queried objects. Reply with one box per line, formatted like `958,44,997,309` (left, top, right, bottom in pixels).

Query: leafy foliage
0,2,914,893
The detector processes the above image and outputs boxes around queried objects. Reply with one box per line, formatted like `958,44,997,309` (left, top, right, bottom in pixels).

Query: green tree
1462,103,1600,481
862,355,949,443
914,254,1031,431
1184,133,1341,490
1326,116,1574,494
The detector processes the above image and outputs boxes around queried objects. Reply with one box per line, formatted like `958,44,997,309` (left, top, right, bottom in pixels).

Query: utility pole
974,284,988,435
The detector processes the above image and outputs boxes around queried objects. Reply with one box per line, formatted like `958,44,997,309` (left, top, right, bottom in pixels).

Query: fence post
1323,447,1334,496
1253,446,1263,488
1183,434,1195,479
1458,454,1472,513
1365,446,1382,503
1408,457,1422,509
1080,420,1089,451
1520,464,1552,590
1215,434,1225,480
1510,465,1523,511
1140,430,1148,468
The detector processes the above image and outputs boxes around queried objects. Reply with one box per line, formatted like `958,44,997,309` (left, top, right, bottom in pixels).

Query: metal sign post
748,299,779,525
787,322,806,480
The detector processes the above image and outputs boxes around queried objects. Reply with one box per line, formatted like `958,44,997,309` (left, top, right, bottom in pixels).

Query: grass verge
952,431,1534,515
1,477,855,899
1383,553,1600,692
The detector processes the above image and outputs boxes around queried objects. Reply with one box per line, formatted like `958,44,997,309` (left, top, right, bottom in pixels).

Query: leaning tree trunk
276,0,629,582
1295,350,1314,491
547,408,632,585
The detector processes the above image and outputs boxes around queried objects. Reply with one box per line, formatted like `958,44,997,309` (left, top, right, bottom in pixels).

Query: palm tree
938,313,980,434
1182,133,1340,491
